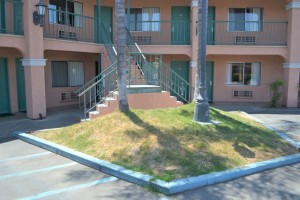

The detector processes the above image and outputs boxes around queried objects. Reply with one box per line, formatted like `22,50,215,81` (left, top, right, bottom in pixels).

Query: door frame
16,58,26,112
207,6,216,45
206,61,214,102
94,6,113,43
0,58,11,114
171,6,191,45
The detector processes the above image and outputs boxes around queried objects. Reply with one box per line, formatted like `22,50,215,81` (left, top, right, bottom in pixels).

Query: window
49,0,83,28
228,8,263,32
127,8,142,31
126,7,160,32
52,61,84,87
226,63,260,86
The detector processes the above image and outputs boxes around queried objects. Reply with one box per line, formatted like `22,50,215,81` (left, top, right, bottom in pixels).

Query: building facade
0,0,299,119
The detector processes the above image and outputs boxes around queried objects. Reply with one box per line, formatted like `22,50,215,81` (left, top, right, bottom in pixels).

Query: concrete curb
14,132,300,195
240,112,300,150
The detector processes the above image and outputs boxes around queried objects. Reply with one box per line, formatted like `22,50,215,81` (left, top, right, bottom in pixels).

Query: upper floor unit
0,0,295,55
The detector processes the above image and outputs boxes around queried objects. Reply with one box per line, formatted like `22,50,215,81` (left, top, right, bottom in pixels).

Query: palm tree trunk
115,0,129,111
193,0,210,122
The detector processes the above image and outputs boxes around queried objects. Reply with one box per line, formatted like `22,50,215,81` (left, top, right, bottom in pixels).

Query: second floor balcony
207,21,288,46
43,8,288,48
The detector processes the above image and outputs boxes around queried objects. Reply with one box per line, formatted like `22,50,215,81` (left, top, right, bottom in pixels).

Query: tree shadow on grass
109,110,242,181
109,108,294,181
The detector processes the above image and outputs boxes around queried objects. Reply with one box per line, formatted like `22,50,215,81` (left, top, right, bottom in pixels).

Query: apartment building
0,0,299,119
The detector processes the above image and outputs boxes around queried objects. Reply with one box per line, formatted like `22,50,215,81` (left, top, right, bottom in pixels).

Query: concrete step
88,87,184,120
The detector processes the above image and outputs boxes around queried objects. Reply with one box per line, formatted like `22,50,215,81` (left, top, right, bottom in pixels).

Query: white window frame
48,0,83,28
228,8,263,32
127,7,160,32
52,61,84,87
226,62,261,86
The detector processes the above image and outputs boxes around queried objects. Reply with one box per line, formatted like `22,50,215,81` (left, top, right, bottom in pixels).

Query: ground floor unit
0,47,299,118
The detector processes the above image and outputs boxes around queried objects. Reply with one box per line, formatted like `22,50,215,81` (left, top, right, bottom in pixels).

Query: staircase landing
89,86,183,120
127,85,162,94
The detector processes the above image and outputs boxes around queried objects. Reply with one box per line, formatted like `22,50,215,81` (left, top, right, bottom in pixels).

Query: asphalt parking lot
250,111,300,145
0,139,163,200
1,139,300,200
1,105,300,200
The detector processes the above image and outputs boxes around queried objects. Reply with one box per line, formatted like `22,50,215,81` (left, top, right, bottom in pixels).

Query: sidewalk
0,105,82,140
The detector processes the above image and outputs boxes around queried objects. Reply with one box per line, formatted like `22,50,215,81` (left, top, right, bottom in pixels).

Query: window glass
127,8,160,32
51,61,84,87
226,63,260,86
68,62,84,86
52,61,68,87
49,0,83,28
228,8,262,32
142,8,160,31
128,8,142,31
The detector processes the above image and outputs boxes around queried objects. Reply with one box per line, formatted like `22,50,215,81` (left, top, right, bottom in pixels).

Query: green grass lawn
36,103,296,181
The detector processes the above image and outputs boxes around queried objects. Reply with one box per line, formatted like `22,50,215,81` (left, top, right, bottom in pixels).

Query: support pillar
284,1,300,107
190,0,199,99
22,0,47,119
127,0,131,28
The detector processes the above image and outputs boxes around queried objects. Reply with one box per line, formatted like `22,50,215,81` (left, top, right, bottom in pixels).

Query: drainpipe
127,0,130,28
97,0,101,43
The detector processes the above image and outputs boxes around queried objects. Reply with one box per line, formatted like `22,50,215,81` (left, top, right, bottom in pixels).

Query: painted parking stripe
0,162,77,180
159,197,169,200
18,177,118,200
0,152,51,163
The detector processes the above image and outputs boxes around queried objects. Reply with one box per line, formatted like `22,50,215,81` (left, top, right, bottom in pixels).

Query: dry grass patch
36,103,297,181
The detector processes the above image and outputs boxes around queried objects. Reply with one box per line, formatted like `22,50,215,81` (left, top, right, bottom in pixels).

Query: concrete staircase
89,87,183,120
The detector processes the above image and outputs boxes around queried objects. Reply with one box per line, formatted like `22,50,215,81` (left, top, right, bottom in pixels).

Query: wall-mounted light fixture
33,0,47,27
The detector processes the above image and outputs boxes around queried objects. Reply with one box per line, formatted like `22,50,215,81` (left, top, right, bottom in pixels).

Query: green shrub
269,80,283,107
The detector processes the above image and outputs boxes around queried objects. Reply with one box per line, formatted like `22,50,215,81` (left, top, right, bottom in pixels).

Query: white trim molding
191,0,198,8
286,2,300,10
190,61,197,68
283,63,300,69
21,59,47,67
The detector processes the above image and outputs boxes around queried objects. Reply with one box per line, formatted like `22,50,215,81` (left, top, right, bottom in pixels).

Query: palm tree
193,0,210,122
115,0,129,111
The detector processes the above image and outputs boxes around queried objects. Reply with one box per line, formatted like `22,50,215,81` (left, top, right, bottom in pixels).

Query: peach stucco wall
44,51,99,108
208,55,285,103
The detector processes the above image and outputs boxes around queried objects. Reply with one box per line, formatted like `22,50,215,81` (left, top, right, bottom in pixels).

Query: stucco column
190,0,198,63
190,0,198,99
22,0,47,119
284,1,300,107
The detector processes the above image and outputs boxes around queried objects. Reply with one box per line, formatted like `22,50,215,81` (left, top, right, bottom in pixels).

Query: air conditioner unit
132,36,152,44
61,92,79,102
235,36,256,45
58,30,77,40
233,90,253,98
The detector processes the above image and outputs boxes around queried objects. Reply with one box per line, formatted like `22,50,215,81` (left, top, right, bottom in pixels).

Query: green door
171,61,189,102
16,58,26,111
0,0,6,33
171,7,190,45
206,62,214,101
94,6,113,43
207,7,215,45
0,58,11,114
13,0,23,35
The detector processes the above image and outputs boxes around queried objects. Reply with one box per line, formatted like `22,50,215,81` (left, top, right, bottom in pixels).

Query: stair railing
76,62,118,119
100,23,117,63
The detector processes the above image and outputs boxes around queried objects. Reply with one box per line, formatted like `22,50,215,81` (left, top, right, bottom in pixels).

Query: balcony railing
128,21,191,45
44,8,98,43
0,0,23,35
207,21,288,46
